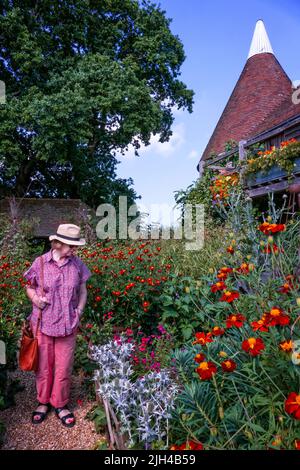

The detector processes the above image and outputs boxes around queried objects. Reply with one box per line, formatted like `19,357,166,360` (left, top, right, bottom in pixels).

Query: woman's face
59,243,78,257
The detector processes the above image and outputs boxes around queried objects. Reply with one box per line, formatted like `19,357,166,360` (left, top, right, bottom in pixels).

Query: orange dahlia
279,340,293,352
192,332,213,346
259,222,285,235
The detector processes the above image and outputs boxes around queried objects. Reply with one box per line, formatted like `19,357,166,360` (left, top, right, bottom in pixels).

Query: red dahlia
221,359,237,372
285,392,300,420
196,361,217,380
211,281,226,293
242,337,265,356
226,313,245,328
211,326,225,336
220,291,239,303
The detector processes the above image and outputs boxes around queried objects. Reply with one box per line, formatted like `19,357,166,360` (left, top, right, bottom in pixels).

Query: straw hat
49,223,86,246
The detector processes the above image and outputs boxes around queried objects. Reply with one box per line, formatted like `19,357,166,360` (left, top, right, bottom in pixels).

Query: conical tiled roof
201,20,292,162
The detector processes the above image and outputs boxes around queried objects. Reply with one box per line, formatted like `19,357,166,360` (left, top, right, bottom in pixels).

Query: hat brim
49,235,86,246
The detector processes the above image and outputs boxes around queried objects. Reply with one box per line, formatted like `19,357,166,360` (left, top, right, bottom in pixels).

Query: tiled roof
249,92,300,137
201,52,292,161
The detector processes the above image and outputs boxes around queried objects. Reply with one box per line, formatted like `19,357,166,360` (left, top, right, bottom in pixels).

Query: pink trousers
32,322,78,408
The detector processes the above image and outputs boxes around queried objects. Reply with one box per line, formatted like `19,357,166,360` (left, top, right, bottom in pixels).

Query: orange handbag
19,254,45,372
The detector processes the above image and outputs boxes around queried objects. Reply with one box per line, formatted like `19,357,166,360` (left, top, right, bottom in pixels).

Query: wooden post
238,140,247,162
239,140,247,186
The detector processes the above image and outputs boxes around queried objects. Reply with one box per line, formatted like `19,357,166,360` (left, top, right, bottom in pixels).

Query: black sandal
54,406,76,428
31,402,52,425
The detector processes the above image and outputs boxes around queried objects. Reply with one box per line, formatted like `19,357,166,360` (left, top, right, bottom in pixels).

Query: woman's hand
75,307,83,321
33,295,50,309
74,307,83,330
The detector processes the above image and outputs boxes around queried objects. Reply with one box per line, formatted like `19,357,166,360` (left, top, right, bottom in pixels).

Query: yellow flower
267,236,274,244
271,435,282,447
219,351,228,358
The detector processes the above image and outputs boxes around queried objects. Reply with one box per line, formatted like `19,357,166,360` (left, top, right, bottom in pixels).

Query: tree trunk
14,159,36,197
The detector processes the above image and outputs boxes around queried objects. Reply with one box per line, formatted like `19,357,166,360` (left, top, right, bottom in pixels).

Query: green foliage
73,333,99,377
0,0,193,205
157,274,204,345
86,404,107,434
174,168,216,217
0,213,41,259
158,218,232,278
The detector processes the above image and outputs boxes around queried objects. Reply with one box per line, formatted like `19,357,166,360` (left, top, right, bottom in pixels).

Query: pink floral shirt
23,249,92,337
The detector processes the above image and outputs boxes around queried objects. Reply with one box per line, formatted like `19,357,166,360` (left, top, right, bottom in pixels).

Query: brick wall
0,198,95,238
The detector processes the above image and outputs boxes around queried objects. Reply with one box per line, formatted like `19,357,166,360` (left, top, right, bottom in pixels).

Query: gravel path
0,369,106,450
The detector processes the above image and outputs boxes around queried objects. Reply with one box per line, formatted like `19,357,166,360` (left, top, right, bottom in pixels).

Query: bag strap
34,254,45,338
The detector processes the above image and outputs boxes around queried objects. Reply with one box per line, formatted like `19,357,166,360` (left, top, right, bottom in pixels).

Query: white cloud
187,149,199,160
120,122,186,160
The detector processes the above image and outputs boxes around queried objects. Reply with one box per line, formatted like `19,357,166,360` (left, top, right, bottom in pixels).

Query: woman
23,223,92,428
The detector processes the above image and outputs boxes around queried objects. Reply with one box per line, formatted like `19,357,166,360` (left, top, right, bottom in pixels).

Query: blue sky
116,0,300,227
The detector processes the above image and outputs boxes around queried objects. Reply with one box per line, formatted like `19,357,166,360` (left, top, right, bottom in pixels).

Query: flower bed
78,240,172,340
166,198,300,450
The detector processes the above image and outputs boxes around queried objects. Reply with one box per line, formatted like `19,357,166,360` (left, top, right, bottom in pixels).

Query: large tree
0,0,194,209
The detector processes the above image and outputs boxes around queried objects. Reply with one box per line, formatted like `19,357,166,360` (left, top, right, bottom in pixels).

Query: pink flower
158,324,166,334
113,334,122,345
